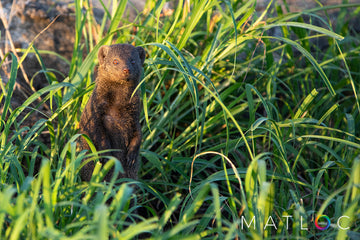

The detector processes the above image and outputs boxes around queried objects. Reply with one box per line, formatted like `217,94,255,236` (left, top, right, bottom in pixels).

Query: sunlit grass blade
118,218,158,239
260,22,344,40
0,53,17,131
294,88,318,119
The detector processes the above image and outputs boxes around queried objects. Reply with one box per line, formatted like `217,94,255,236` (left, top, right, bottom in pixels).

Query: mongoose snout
123,68,129,75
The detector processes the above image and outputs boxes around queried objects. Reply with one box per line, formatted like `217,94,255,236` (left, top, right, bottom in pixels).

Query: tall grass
1,0,359,239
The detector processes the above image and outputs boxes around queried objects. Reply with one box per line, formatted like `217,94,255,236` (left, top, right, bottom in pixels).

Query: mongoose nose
123,68,129,75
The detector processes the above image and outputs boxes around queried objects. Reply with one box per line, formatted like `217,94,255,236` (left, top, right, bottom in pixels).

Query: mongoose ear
135,46,146,66
98,45,110,65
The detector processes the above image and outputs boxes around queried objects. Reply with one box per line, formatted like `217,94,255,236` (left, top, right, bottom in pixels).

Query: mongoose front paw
126,151,137,165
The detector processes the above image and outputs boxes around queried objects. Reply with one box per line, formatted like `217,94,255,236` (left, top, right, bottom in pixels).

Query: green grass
1,0,360,239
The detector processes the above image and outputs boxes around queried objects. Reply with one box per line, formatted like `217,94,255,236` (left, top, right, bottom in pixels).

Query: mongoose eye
130,59,136,64
113,59,119,65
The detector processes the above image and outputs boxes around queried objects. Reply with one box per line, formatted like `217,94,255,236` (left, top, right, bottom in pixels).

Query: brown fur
79,44,145,181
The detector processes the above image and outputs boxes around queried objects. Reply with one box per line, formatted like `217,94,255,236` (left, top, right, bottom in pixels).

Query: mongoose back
79,43,145,181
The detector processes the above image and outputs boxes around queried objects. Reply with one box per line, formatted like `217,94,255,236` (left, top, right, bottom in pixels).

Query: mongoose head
97,44,146,84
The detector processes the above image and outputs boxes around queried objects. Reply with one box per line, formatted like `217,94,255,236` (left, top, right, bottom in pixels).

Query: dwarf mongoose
79,43,145,181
